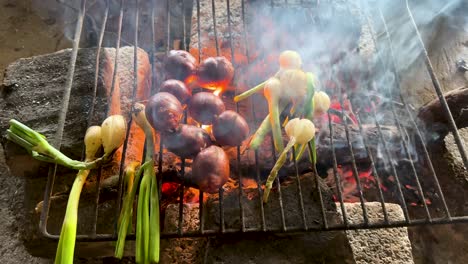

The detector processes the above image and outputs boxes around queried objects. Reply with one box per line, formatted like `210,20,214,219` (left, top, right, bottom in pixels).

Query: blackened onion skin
197,56,234,86
159,79,192,103
164,124,213,158
213,110,249,146
190,145,230,193
146,92,183,133
188,92,225,125
164,50,197,81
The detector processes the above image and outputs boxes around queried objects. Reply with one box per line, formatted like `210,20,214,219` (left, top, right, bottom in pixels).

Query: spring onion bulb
101,115,127,156
263,118,315,203
278,50,302,70
313,91,331,114
55,126,103,264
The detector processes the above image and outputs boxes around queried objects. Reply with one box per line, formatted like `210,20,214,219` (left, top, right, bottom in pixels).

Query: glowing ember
213,88,222,97
241,178,258,189
201,124,212,134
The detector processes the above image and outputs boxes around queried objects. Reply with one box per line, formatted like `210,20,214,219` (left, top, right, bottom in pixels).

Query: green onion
263,118,315,203
264,78,284,153
55,126,103,264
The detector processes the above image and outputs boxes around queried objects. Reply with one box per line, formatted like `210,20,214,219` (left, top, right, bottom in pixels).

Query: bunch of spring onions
235,50,329,162
263,118,316,203
5,116,125,170
233,50,332,203
5,115,127,264
115,103,160,264
54,115,126,264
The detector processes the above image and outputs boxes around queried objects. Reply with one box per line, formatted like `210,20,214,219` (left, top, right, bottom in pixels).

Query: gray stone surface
336,202,414,264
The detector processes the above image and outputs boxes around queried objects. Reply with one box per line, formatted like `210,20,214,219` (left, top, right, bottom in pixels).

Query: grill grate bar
226,0,246,232
355,111,390,224
327,113,349,227
211,0,220,56
270,136,287,231
39,0,87,239
292,147,308,230
41,213,468,241
114,0,143,237
195,0,206,235
209,0,226,233
309,143,329,229
377,7,432,221
88,0,110,236
337,80,369,226
405,0,468,169
241,0,267,232
370,96,411,223
176,1,190,236
150,0,158,95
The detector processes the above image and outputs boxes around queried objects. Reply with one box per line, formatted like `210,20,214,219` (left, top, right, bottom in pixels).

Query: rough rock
163,200,355,264
336,202,414,264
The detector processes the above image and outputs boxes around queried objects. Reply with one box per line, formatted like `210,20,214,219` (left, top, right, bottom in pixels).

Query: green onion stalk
294,72,317,162
6,119,107,170
54,115,127,264
263,118,315,203
54,125,101,264
131,103,159,264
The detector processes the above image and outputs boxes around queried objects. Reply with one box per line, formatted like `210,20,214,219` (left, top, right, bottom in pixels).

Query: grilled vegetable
190,145,230,193
164,50,197,82
197,56,234,88
313,91,331,114
115,103,160,263
233,50,303,102
55,126,103,264
263,118,315,203
159,79,192,104
188,92,225,125
146,92,183,133
164,124,213,158
101,115,127,156
212,110,249,146
263,77,284,152
5,116,125,170
278,50,302,69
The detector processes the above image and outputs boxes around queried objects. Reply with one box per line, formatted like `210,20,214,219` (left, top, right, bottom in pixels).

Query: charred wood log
417,86,468,139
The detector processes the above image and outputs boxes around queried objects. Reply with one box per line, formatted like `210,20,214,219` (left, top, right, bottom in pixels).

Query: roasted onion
164,124,213,158
197,56,234,87
164,50,197,82
188,92,225,125
146,92,183,133
212,110,249,146
190,145,230,193
159,79,191,103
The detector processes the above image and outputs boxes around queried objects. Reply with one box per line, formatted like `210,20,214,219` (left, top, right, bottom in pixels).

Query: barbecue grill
36,0,468,244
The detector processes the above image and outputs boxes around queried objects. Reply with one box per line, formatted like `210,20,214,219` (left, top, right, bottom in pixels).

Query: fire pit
1,0,467,262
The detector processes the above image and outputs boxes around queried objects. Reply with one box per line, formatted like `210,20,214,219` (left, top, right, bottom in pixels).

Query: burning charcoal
164,50,197,82
197,56,234,88
188,92,226,125
164,124,213,158
159,79,192,104
213,110,250,146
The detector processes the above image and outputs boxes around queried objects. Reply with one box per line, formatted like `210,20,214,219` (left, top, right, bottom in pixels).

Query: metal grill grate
38,0,468,242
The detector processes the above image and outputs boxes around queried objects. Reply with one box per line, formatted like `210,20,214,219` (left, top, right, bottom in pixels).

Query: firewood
418,86,468,136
